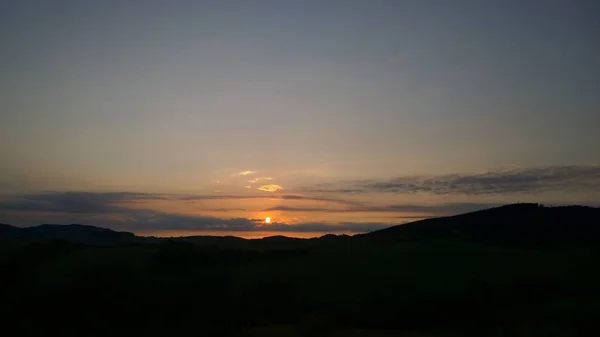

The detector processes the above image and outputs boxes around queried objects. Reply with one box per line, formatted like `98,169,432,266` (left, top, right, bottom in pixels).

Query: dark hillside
365,203,600,249
0,224,135,245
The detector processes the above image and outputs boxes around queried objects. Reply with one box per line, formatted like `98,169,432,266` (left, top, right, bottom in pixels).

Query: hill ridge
365,203,600,249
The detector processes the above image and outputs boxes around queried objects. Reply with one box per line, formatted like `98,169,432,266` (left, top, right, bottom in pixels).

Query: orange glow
135,230,358,239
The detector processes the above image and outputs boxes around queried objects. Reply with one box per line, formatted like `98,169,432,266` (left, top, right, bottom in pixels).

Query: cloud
127,214,389,233
370,203,498,214
132,213,259,231
0,192,165,214
175,193,357,206
0,192,488,221
0,191,389,233
257,184,284,192
265,222,390,233
274,194,362,206
263,206,334,212
304,166,600,196
262,202,499,216
233,170,256,177
248,177,272,184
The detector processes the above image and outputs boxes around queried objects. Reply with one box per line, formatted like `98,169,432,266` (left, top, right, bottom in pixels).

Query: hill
364,203,600,249
0,223,136,245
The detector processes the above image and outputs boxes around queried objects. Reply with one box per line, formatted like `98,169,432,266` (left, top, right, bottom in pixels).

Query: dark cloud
263,203,499,216
0,192,259,231
0,192,166,214
122,213,389,233
0,191,358,214
265,222,391,233
370,203,501,214
304,166,600,196
177,193,360,206
0,191,389,233
202,208,250,212
128,212,258,231
262,206,337,212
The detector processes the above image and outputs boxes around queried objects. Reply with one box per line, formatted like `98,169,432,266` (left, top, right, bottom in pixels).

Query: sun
265,217,271,224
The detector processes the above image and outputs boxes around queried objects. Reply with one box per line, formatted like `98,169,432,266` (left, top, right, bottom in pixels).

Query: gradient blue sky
1,0,599,237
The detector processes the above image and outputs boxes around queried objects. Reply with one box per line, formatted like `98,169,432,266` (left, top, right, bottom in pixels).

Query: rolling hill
364,203,600,249
0,223,135,245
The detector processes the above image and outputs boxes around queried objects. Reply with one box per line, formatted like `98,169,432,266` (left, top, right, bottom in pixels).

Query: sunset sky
1,1,599,237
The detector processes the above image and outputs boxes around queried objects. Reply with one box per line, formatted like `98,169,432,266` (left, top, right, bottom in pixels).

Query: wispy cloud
257,184,284,192
233,170,256,177
0,191,361,209
248,177,272,184
262,202,499,216
304,166,600,196
176,193,358,206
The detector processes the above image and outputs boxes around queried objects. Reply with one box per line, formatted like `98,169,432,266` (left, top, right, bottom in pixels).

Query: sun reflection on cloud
257,184,283,192
233,170,256,176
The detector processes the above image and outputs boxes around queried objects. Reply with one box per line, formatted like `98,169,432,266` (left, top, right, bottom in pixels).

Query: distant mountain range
2,203,599,248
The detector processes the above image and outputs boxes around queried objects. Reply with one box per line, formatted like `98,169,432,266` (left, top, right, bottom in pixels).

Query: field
2,234,598,336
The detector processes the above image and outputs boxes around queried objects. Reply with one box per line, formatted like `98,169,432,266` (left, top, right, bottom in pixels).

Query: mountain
364,203,600,249
0,223,136,245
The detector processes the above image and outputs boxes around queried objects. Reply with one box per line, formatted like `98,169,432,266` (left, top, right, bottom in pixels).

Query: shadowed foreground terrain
1,204,599,336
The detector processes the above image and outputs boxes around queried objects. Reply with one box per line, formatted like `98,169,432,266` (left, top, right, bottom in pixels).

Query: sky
1,0,599,237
